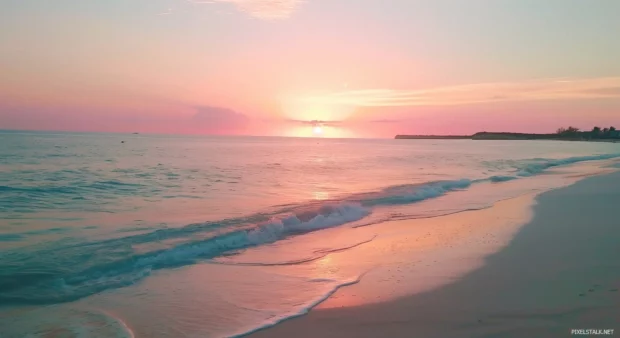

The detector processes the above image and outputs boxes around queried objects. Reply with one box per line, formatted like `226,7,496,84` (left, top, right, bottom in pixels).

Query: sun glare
313,125,323,135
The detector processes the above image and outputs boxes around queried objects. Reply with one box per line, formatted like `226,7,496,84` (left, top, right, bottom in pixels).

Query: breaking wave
1,153,619,305
0,204,369,305
516,154,620,176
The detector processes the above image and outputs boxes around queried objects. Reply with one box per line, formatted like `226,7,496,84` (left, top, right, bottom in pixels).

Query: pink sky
1,0,619,138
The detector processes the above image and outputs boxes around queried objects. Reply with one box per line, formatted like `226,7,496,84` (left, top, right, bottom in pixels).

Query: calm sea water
1,130,619,337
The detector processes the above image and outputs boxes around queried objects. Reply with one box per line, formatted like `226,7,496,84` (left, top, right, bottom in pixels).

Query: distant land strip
395,135,471,139
396,130,620,142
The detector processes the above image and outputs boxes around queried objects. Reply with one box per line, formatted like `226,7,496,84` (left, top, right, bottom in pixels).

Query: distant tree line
556,126,619,139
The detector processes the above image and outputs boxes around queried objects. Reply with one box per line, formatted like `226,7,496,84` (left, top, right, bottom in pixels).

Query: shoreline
249,170,620,338
2,157,618,338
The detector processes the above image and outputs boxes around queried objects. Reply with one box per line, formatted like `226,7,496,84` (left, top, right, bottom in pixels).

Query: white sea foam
229,274,366,338
363,179,472,206
2,152,619,306
517,153,620,176
137,203,371,268
3,135,620,338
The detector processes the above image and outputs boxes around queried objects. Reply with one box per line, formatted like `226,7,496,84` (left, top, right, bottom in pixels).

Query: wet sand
250,171,620,338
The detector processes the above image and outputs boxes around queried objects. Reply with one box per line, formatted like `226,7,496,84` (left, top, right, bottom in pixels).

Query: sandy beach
250,171,620,338
3,1,620,336
3,139,619,338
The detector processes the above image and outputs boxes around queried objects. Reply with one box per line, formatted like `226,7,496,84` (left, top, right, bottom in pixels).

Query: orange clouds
293,77,620,107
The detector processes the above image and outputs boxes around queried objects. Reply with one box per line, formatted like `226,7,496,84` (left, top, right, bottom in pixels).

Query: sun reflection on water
313,191,329,200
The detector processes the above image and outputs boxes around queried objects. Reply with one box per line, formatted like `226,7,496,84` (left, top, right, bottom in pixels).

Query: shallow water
1,130,619,337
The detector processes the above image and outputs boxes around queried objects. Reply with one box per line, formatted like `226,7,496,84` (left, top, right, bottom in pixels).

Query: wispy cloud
286,119,345,127
188,0,304,19
368,119,403,123
294,77,620,107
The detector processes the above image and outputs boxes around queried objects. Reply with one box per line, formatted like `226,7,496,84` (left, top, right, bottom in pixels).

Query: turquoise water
1,130,619,337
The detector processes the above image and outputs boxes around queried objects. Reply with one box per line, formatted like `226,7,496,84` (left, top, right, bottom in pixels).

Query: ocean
1,130,619,337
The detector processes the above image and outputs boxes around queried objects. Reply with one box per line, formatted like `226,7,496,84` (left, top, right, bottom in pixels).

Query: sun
312,125,323,135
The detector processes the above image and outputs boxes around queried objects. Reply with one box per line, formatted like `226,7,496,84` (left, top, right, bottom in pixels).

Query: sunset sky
1,0,619,138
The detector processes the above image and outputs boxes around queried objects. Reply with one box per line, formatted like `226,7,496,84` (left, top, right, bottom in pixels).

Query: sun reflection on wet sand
37,183,578,337
314,193,537,309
